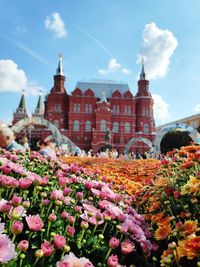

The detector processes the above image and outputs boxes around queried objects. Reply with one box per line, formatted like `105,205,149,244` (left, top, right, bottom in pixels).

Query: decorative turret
135,60,155,135
35,92,43,114
136,59,150,97
32,91,44,118
17,90,26,112
12,90,28,124
44,53,68,129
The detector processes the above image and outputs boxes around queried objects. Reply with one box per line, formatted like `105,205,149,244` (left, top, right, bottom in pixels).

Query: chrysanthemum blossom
56,252,94,267
26,214,44,231
0,234,16,263
53,234,66,249
121,239,135,254
107,254,118,267
41,241,54,257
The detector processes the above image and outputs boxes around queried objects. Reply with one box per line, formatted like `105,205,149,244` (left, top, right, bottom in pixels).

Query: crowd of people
0,125,167,160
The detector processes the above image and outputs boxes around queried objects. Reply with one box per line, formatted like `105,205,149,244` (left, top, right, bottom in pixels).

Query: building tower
135,59,155,140
44,52,68,129
13,90,28,124
32,91,44,118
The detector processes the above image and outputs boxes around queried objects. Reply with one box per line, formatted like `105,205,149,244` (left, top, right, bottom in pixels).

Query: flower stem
104,247,112,262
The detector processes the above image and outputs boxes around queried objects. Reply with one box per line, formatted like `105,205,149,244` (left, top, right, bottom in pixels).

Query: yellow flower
180,176,200,195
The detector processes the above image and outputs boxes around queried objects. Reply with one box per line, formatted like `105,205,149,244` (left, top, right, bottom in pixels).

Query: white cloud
122,68,131,74
45,12,67,38
0,59,44,95
98,69,107,75
108,58,121,71
138,22,178,79
98,58,131,75
152,94,170,125
194,104,200,113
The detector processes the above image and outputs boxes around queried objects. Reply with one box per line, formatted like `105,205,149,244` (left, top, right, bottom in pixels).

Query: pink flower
53,234,66,249
19,178,32,189
11,221,24,235
107,254,118,267
109,237,120,249
0,234,16,263
26,214,44,231
66,226,75,237
51,190,64,201
48,213,57,222
61,211,69,219
63,187,71,196
121,240,135,254
42,199,50,206
17,240,29,252
76,192,83,201
59,177,68,187
11,195,22,206
41,241,54,257
0,199,11,213
56,252,94,267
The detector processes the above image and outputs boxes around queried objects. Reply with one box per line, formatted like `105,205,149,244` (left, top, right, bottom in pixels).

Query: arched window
53,120,59,129
73,120,80,132
144,124,149,133
85,121,91,132
113,122,119,133
124,122,131,134
100,120,107,132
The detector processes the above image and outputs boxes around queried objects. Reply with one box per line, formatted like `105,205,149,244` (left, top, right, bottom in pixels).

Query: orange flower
155,223,172,240
148,201,161,212
151,212,164,223
177,236,200,259
183,220,199,236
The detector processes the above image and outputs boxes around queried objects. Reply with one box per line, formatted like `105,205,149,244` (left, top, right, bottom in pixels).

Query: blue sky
0,0,200,126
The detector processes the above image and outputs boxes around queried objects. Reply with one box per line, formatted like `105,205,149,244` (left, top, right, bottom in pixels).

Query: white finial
56,51,64,76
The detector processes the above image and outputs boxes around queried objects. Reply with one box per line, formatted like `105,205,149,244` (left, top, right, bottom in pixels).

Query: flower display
0,148,153,266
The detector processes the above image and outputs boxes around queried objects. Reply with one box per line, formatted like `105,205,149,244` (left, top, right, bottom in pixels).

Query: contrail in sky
75,25,113,58
0,33,53,67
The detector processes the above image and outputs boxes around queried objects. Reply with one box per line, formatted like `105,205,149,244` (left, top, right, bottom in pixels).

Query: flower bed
0,149,155,267
60,157,160,195
135,145,200,266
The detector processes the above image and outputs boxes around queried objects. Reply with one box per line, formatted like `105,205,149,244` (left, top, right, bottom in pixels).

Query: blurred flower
107,254,118,267
56,252,94,267
0,234,16,263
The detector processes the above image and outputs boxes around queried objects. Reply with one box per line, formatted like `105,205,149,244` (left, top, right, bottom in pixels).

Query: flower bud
48,213,57,222
35,249,44,258
17,240,29,252
81,221,89,229
11,221,24,235
63,245,70,252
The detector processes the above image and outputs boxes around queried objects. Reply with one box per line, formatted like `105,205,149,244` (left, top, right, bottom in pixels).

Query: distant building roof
74,80,131,98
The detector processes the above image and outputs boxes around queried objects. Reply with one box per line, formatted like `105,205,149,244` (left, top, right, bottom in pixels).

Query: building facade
13,54,156,153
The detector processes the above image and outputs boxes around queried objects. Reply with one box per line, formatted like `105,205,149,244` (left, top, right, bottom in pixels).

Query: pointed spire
100,91,108,103
35,91,43,114
56,51,64,76
18,90,26,111
140,58,146,80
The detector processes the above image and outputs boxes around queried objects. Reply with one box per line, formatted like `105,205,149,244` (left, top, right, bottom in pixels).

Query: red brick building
13,54,156,153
